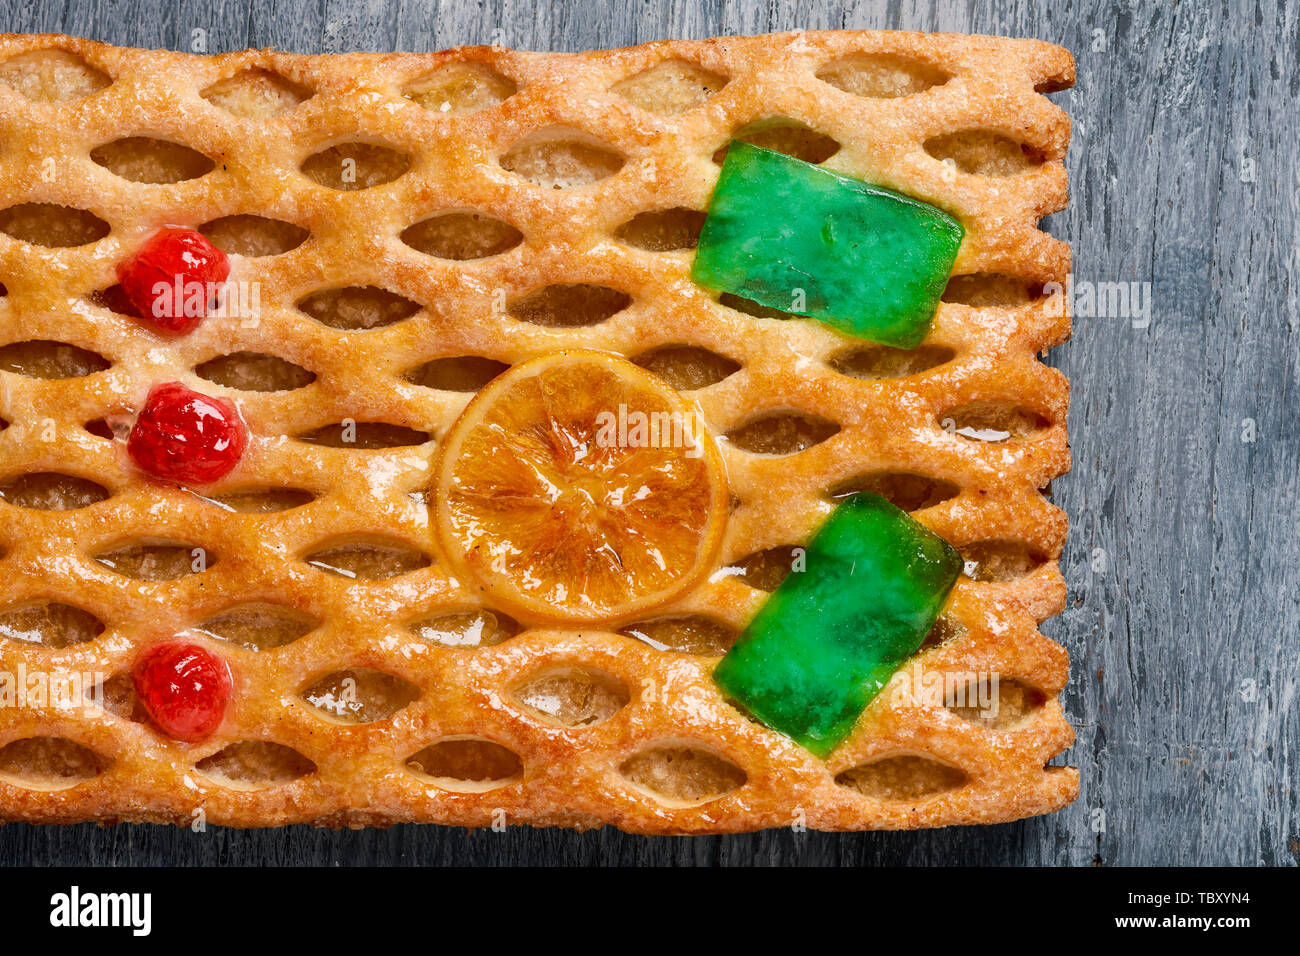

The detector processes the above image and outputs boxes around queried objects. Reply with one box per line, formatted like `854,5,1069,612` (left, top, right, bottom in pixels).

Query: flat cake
0,30,1077,833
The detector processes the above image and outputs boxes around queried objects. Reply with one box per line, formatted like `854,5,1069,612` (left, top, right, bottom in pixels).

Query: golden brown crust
0,30,1076,832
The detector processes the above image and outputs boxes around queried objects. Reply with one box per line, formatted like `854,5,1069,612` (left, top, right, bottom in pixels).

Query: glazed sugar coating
0,30,1075,832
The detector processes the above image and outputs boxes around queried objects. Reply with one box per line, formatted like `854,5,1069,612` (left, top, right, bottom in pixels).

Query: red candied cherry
127,382,247,483
132,641,233,742
117,227,230,333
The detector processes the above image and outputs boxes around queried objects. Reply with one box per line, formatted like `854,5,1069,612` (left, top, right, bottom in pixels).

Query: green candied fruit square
713,493,962,758
691,142,964,349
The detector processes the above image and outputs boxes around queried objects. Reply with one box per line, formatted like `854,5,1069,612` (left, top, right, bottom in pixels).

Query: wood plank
0,0,1293,866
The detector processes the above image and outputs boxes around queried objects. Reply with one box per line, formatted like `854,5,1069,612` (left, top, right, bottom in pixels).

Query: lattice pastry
0,30,1076,832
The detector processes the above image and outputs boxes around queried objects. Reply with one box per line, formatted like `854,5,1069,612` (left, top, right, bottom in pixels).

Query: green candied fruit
692,142,964,349
713,493,962,758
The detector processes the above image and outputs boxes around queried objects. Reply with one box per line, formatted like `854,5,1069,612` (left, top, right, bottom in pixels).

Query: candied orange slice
433,350,728,623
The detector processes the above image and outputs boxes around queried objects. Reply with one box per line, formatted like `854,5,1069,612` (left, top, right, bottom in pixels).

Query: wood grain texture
0,0,1295,866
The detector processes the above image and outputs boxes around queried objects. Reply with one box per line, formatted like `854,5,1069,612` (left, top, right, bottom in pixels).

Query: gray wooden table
0,0,1295,867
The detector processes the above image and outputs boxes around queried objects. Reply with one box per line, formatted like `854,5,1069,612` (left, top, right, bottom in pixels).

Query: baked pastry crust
0,30,1076,832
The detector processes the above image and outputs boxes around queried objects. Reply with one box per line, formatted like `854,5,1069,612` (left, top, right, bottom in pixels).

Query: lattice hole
816,52,950,98
75,287,132,321
88,284,139,317
300,668,420,724
960,540,1046,582
920,615,963,651
409,609,521,648
82,419,113,440
941,401,1048,441
89,136,215,184
300,143,411,190
0,340,110,379
199,215,309,256
619,745,746,805
943,273,1045,307
296,421,431,449
0,602,105,648
0,737,106,789
612,59,727,115
94,673,145,721
401,212,522,260
0,203,109,247
714,119,841,165
0,49,109,101
719,292,795,320
500,130,625,189
194,603,319,651
197,488,316,513
925,131,1045,176
633,345,739,390
195,351,316,391
614,207,706,251
405,356,508,392
296,286,421,331
829,344,956,380
304,539,431,579
201,68,311,119
0,473,109,510
946,677,1045,730
827,472,960,511
512,668,630,727
404,62,517,113
619,615,738,655
93,542,213,581
195,741,316,788
724,545,801,592
508,283,631,327
835,754,968,801
726,412,840,455
406,738,523,791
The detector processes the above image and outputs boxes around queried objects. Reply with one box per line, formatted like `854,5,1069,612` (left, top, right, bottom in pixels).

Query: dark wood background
0,0,1295,867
